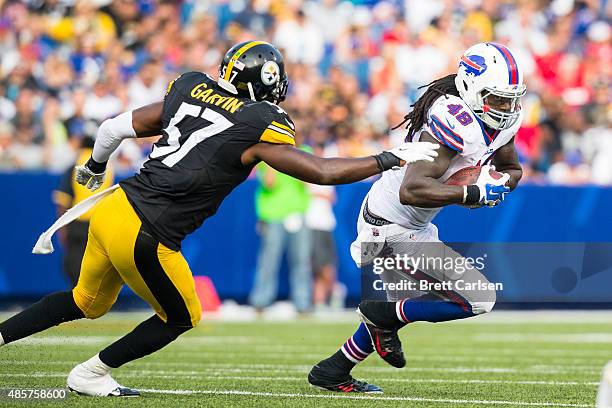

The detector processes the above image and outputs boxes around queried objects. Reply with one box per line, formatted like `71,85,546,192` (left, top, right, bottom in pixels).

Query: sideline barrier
1,173,611,303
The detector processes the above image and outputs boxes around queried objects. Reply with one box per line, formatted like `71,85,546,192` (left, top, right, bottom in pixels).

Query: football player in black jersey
0,41,438,396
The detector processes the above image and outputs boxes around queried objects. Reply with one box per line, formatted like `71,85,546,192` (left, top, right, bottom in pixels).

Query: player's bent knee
71,289,114,319
83,303,114,319
75,300,113,319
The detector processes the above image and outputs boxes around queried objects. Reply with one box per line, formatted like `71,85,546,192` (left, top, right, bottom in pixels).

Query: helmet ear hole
463,80,468,91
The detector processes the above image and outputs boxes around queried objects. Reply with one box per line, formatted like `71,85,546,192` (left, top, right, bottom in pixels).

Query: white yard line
147,365,600,375
447,310,612,325
10,335,612,358
2,310,612,325
5,348,609,370
0,372,598,387
131,362,602,375
148,350,610,365
475,333,612,344
144,348,612,365
12,335,257,346
205,310,612,325
1,360,603,374
139,388,593,407
2,373,593,406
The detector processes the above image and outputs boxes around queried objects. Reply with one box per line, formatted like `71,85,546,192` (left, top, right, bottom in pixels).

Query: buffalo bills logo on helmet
460,54,487,76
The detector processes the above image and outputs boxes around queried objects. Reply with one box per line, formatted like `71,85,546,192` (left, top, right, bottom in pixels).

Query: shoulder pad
262,101,294,126
167,71,210,96
426,95,478,153
249,101,295,145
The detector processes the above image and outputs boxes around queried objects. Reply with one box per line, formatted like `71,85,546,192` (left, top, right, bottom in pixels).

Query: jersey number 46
447,104,473,126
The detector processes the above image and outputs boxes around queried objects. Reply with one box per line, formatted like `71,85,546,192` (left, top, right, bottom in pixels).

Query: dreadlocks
394,74,460,141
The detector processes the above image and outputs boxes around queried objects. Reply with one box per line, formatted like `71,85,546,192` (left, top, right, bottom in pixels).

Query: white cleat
67,355,140,397
597,361,612,408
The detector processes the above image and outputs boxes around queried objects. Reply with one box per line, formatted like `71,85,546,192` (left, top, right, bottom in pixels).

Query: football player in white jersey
308,42,526,393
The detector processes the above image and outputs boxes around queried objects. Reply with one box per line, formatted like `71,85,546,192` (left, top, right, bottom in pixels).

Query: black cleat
308,363,383,393
357,300,406,368
68,386,141,397
108,387,140,397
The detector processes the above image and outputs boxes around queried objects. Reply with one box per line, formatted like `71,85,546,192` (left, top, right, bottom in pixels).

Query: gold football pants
72,187,201,327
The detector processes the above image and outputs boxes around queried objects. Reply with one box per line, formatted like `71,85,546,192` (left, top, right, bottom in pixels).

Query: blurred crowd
0,0,610,184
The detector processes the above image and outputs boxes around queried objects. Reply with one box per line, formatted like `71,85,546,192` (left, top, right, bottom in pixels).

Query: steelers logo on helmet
261,61,280,86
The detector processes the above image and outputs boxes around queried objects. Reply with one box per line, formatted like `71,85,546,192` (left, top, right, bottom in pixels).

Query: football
444,165,504,186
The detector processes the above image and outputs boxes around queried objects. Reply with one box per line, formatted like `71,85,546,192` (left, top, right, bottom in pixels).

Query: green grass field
0,311,610,407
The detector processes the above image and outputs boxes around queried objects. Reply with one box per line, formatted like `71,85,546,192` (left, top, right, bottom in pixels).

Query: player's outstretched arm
399,133,465,208
242,142,439,185
75,102,163,191
491,137,522,191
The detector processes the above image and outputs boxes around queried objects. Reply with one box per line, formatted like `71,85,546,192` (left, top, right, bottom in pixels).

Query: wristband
464,185,480,205
85,157,107,174
373,151,401,172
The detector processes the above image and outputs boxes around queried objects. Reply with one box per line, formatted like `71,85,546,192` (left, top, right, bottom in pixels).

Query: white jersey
368,94,523,230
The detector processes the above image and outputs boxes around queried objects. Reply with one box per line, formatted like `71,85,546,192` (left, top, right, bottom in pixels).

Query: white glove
75,164,105,191
388,142,439,166
471,165,511,207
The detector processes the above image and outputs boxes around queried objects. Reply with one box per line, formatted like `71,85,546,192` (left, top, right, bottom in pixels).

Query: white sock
82,354,112,375
0,332,4,346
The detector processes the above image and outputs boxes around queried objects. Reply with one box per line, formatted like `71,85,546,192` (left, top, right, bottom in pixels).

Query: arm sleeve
91,110,137,163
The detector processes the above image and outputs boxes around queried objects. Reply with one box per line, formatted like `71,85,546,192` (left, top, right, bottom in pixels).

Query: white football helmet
455,42,526,130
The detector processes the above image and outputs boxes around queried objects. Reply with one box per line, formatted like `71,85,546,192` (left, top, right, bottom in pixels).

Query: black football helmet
218,41,288,104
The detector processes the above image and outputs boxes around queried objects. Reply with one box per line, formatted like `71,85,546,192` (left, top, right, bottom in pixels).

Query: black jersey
120,71,296,250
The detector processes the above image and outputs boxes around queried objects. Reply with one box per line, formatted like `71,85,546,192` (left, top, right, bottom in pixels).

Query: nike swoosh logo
445,118,456,129
375,332,389,357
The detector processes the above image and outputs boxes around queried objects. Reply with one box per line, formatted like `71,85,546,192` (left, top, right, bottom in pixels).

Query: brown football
444,166,503,186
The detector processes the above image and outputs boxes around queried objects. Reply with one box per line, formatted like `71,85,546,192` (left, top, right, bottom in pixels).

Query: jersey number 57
150,102,234,167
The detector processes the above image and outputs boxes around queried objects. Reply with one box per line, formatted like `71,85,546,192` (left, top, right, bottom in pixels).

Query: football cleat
357,301,406,368
308,364,382,393
67,363,140,397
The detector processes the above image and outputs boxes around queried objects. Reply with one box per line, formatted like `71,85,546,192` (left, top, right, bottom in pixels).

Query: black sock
318,350,356,377
360,300,402,328
0,291,84,344
99,315,191,368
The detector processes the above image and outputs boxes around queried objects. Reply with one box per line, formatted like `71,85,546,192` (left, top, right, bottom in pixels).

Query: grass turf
0,311,609,407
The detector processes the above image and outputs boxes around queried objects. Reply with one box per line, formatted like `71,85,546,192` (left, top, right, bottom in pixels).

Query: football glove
465,165,511,207
75,158,107,191
374,142,439,171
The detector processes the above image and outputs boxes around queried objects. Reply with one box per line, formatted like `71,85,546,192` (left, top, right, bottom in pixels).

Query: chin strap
247,82,257,101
